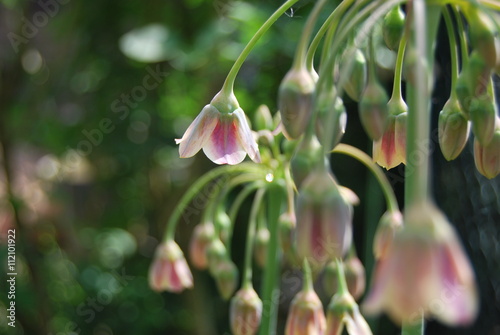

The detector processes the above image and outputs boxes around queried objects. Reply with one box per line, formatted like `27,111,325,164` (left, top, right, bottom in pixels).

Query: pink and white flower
176,91,261,165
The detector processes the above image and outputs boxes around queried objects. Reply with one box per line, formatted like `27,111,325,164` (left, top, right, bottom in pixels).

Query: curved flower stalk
363,201,478,326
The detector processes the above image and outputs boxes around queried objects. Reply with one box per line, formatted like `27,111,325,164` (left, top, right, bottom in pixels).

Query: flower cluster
149,1,499,334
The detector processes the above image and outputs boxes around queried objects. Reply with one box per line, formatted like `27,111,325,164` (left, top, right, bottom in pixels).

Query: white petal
202,113,246,165
233,109,261,163
177,105,219,158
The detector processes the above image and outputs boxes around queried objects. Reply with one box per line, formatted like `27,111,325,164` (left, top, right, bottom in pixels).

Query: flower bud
291,135,324,188
468,8,500,69
455,67,473,116
359,79,389,140
285,289,326,335
474,122,500,179
215,209,231,244
373,210,403,260
438,97,470,161
254,227,270,268
382,6,405,51
254,105,274,131
189,222,215,269
212,259,239,300
206,238,228,274
315,88,347,151
469,94,496,146
323,257,366,300
278,67,316,139
230,287,263,335
467,51,490,97
149,240,194,293
338,186,360,206
296,167,353,269
341,49,367,101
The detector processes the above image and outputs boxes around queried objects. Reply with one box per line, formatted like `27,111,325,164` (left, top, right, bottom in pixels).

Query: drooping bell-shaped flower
149,240,194,293
326,260,372,335
176,90,261,165
373,210,403,260
285,261,326,335
373,98,407,169
438,97,470,161
363,201,478,326
295,162,353,269
230,286,263,335
212,258,239,300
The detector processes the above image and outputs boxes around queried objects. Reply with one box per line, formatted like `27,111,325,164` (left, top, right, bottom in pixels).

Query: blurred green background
0,0,498,334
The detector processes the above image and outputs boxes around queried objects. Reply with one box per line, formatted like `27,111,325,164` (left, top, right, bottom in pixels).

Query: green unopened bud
469,95,496,146
474,122,500,179
230,287,262,335
359,79,389,140
279,212,296,262
341,49,367,101
438,97,470,161
455,67,473,116
254,227,269,268
383,6,405,51
216,209,231,244
206,238,228,275
315,87,347,150
254,105,274,131
213,259,239,300
290,135,323,188
278,68,316,139
468,8,500,69
467,51,491,97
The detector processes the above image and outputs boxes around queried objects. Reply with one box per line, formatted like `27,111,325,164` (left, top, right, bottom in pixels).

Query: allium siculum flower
474,120,500,179
189,222,215,269
212,259,239,300
285,261,326,335
149,240,193,293
438,97,470,161
373,98,407,169
176,90,261,165
230,286,263,335
295,164,353,268
363,201,478,326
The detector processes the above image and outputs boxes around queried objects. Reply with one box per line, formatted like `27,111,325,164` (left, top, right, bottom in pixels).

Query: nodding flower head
176,90,261,165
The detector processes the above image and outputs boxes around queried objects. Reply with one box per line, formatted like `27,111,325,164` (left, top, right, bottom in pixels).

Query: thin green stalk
291,0,328,70
442,7,459,95
332,144,399,212
227,182,263,256
302,259,313,291
392,31,408,101
164,164,264,240
452,6,469,65
221,0,301,95
242,188,266,289
258,183,284,335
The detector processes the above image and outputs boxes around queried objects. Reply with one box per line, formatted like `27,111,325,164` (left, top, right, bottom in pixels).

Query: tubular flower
295,165,353,268
363,201,478,326
230,286,263,335
148,240,193,293
188,222,215,270
176,91,261,165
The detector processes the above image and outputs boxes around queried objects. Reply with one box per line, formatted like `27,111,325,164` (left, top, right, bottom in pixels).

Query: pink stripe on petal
203,115,246,165
178,105,219,158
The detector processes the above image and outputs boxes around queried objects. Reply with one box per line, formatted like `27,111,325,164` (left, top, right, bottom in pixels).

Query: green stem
331,144,399,212
291,0,328,70
452,6,469,65
335,259,349,295
258,183,284,335
242,188,266,288
164,163,264,241
442,7,459,95
221,0,301,95
227,182,263,256
404,1,441,206
302,259,313,291
401,312,425,335
392,31,408,101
